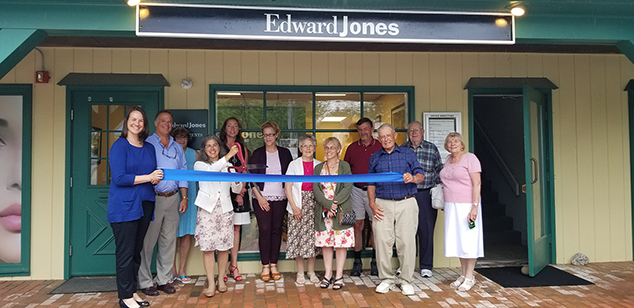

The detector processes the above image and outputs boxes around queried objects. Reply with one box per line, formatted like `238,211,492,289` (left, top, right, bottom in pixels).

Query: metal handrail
474,118,520,196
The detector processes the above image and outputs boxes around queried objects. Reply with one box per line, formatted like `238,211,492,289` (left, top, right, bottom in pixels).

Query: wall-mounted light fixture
34,48,49,83
510,4,526,16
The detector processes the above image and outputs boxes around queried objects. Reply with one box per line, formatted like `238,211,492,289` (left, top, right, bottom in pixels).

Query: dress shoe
370,259,378,276
141,286,159,297
157,283,176,294
350,259,362,277
137,300,150,307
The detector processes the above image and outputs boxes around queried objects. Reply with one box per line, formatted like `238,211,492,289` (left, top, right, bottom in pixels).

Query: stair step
482,203,506,217
483,215,514,232
484,230,522,246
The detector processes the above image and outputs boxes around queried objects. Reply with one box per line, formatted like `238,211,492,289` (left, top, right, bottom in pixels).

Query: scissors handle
228,142,247,173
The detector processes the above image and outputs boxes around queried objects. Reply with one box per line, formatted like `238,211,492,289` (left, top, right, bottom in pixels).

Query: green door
69,91,159,276
523,85,552,277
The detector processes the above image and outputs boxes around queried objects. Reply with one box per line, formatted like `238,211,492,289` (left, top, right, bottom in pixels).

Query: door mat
475,266,593,288
50,276,117,294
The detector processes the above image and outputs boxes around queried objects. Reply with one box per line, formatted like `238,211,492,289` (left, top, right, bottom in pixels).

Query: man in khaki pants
367,124,425,296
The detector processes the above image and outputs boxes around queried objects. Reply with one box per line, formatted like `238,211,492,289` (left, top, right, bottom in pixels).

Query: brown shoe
141,286,159,296
157,283,176,294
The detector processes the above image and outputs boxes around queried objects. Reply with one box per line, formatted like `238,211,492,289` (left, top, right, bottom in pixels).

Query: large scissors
227,142,266,199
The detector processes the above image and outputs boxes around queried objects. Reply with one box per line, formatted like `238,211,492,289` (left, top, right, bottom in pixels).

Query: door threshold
477,259,528,266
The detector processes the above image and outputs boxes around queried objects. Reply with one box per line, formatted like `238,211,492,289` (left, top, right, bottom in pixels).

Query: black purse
338,209,356,225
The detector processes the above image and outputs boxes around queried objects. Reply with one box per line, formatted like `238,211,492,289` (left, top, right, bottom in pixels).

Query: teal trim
617,41,634,65
209,84,414,261
0,84,32,276
58,73,170,87
0,29,47,79
63,84,165,279
0,4,134,32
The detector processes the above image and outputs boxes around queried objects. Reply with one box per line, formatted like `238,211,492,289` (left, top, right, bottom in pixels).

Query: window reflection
315,93,360,130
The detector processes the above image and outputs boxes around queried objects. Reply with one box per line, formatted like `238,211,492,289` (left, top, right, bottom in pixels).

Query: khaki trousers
372,197,419,284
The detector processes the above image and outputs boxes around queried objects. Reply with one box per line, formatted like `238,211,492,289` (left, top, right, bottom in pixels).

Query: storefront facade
1,0,633,280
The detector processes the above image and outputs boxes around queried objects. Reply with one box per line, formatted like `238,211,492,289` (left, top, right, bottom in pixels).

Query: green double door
523,85,553,277
69,90,159,276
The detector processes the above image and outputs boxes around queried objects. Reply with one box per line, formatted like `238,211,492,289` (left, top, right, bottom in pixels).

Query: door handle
530,157,538,184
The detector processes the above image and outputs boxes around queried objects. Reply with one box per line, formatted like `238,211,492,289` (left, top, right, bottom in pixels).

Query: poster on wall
170,109,208,150
423,112,462,162
0,86,31,276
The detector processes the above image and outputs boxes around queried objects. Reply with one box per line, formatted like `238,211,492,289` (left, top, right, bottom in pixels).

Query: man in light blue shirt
138,110,188,296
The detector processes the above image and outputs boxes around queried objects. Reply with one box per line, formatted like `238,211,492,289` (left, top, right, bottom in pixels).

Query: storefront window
212,86,412,254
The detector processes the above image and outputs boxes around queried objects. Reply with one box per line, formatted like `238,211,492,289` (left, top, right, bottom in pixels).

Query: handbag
338,209,356,225
430,183,445,210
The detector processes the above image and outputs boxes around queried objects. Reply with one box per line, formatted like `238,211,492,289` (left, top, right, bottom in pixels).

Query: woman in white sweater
284,135,321,285
194,135,241,297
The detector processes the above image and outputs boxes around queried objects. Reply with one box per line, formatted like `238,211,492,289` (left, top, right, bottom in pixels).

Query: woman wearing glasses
284,134,321,285
249,121,293,282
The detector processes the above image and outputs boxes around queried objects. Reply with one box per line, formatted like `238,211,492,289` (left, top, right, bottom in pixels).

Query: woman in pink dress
440,132,483,292
313,137,354,291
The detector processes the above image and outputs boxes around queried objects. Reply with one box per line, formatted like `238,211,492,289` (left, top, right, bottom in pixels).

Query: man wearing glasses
402,121,443,279
139,110,188,296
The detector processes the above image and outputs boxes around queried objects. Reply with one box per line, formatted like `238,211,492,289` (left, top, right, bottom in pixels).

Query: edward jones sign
137,4,514,44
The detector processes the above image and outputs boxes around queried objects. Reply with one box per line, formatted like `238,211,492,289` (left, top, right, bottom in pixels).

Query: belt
354,184,368,191
156,189,179,197
388,195,415,201
417,187,431,192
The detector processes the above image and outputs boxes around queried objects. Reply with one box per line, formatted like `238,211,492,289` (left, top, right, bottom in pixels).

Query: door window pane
315,132,352,161
91,105,107,131
266,92,313,130
216,91,264,130
108,105,127,130
315,93,360,130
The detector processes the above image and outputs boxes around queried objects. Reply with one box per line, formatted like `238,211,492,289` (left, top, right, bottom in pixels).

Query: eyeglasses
263,133,277,138
162,147,176,159
324,146,338,151
174,135,188,140
301,144,315,149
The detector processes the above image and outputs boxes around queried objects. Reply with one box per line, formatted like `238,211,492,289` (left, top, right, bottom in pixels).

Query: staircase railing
474,118,520,196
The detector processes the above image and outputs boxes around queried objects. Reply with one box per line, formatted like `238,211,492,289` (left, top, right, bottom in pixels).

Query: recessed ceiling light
127,0,140,6
315,93,347,97
321,116,347,122
217,92,241,96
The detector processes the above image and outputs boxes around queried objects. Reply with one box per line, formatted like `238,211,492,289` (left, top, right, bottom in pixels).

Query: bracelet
183,196,189,200
472,202,478,206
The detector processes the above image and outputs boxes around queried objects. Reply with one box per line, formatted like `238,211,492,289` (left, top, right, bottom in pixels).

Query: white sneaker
420,269,433,278
401,283,415,296
375,281,394,294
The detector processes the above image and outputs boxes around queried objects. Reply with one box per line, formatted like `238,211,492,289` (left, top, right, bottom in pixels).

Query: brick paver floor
2,262,634,307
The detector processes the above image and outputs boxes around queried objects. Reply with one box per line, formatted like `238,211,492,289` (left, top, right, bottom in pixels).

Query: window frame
209,84,415,261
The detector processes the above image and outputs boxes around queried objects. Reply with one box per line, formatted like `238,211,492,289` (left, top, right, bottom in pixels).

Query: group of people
107,107,484,308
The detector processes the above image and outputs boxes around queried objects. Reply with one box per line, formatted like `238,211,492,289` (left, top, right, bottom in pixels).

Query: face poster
0,96,23,264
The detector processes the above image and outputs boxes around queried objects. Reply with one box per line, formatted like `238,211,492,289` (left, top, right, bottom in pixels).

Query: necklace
446,153,464,178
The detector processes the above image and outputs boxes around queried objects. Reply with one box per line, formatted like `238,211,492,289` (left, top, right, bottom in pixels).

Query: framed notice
423,112,461,162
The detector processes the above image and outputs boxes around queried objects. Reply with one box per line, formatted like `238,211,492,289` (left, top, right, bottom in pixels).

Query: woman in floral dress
284,134,321,285
194,135,242,297
313,137,354,291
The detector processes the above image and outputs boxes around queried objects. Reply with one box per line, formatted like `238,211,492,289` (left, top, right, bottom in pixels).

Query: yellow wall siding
1,48,633,279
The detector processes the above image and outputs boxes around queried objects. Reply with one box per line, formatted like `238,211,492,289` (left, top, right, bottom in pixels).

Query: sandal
296,273,305,285
178,275,193,284
307,272,320,284
450,275,465,288
260,265,271,282
270,264,282,280
229,264,243,281
320,277,332,289
332,277,344,290
458,277,476,292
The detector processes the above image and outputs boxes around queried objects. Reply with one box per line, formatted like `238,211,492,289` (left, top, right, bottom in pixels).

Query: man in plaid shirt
401,121,443,278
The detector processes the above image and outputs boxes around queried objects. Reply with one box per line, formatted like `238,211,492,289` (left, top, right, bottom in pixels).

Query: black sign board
137,4,514,44
170,109,208,150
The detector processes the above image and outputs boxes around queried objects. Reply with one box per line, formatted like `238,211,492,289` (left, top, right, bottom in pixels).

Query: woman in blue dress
170,127,197,284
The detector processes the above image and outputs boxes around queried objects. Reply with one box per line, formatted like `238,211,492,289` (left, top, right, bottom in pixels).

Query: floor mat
475,265,593,288
50,276,117,294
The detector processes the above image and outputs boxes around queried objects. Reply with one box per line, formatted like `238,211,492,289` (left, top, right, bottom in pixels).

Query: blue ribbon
162,169,404,183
